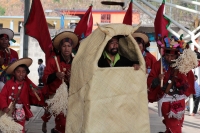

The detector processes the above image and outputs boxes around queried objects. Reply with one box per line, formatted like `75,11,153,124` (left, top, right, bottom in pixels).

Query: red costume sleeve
43,57,57,84
147,61,160,88
25,77,45,106
0,83,9,109
10,48,19,60
145,52,157,69
147,61,162,102
184,71,195,96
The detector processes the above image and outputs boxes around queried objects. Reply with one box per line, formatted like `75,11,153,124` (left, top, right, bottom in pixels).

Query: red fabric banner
25,0,52,62
74,5,93,40
154,0,170,40
123,0,132,25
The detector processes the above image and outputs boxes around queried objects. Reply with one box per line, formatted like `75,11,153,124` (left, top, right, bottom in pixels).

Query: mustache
111,48,118,51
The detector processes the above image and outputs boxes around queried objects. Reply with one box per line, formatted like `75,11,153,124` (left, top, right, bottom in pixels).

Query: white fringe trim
46,82,68,116
0,113,23,133
168,110,185,120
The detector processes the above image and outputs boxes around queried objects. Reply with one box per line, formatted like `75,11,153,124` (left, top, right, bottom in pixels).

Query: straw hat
5,58,32,74
132,32,149,44
53,31,78,50
0,28,14,40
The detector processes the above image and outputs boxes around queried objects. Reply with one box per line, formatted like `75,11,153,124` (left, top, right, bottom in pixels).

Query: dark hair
14,64,30,74
59,38,73,47
0,34,9,39
38,59,43,63
195,75,198,79
135,37,145,46
135,37,149,52
58,38,74,53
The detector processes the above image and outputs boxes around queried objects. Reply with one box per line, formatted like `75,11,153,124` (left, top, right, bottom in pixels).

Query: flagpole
23,0,30,57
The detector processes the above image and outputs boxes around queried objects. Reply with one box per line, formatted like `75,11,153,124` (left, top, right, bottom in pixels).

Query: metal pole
180,0,200,6
169,0,172,18
150,0,200,15
23,0,30,57
196,0,198,11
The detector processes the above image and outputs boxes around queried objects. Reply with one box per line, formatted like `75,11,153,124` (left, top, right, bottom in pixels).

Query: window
69,23,77,29
101,14,111,23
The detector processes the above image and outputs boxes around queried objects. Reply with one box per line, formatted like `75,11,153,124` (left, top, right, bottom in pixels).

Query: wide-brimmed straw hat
0,28,14,40
53,31,78,50
5,58,32,74
132,32,149,44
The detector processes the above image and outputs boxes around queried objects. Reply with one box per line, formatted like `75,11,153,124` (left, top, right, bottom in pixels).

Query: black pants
193,96,200,114
38,78,44,86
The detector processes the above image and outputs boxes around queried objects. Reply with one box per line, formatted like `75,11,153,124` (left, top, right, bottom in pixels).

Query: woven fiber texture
66,23,150,133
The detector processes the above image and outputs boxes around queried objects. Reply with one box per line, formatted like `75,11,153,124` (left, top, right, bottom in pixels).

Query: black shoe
51,128,55,133
51,128,59,133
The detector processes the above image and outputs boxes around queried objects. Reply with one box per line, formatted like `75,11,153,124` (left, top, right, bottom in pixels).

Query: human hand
133,64,140,70
158,74,165,80
42,122,47,133
2,107,10,113
56,72,65,80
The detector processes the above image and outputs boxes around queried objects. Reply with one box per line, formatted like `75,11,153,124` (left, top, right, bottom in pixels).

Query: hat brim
132,33,149,44
5,58,32,74
0,28,14,40
53,31,78,50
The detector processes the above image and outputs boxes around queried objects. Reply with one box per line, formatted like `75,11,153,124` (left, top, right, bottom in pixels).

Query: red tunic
0,48,19,67
144,52,157,74
43,55,71,95
42,55,71,133
144,52,157,69
0,77,44,132
147,60,195,102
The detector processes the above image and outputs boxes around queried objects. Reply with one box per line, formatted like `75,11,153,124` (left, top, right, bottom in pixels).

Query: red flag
154,0,170,40
74,5,93,40
25,0,52,62
123,0,132,25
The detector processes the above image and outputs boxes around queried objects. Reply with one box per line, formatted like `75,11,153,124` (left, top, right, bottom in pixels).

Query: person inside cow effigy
98,35,140,69
147,36,197,133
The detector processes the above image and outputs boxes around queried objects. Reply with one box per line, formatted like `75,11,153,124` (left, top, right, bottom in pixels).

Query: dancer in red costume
0,58,44,133
148,36,196,133
0,28,19,89
41,31,78,133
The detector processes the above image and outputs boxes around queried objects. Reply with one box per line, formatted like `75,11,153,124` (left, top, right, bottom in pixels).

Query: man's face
164,53,177,64
105,38,119,55
0,36,9,49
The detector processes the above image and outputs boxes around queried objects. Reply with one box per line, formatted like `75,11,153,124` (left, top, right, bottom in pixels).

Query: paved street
25,102,200,133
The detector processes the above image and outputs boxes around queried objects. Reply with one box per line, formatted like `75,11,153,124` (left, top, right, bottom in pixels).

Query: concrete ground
25,102,200,133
